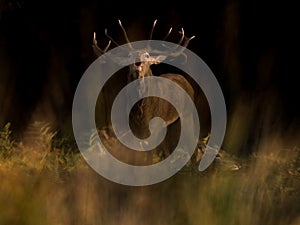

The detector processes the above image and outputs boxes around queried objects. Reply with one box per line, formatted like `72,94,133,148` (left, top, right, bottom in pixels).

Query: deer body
128,73,194,135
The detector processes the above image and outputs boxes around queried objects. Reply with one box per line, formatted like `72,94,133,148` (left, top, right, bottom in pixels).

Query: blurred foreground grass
0,121,300,225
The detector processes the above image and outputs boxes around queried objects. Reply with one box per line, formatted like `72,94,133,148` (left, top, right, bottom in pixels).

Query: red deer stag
93,20,199,165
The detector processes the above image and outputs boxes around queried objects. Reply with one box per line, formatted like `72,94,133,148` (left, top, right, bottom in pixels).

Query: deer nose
134,61,141,67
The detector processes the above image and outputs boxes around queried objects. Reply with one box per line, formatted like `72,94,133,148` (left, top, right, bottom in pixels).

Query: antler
118,20,133,49
163,27,195,57
149,19,173,41
178,28,195,48
148,20,195,60
92,32,111,57
148,19,195,55
93,20,135,57
162,27,173,41
93,19,195,60
149,19,157,40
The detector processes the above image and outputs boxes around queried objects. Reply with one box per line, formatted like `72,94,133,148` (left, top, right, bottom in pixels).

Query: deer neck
128,69,155,137
136,72,152,116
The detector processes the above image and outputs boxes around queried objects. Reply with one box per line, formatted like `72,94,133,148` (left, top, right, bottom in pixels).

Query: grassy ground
0,122,299,225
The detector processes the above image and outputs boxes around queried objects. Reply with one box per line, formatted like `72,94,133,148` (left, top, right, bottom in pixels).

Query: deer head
92,20,195,82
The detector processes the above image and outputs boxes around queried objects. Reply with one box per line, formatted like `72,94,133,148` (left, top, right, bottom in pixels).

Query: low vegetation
0,121,299,225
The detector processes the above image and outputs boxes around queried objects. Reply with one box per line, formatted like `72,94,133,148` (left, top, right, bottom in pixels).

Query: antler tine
92,32,111,57
162,27,173,41
104,28,119,46
118,20,133,49
103,39,112,52
177,28,185,45
182,35,196,48
149,19,157,40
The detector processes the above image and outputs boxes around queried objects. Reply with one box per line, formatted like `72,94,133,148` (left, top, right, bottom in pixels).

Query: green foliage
0,121,82,176
50,131,81,172
202,132,210,145
0,122,14,158
29,122,81,173
52,131,78,153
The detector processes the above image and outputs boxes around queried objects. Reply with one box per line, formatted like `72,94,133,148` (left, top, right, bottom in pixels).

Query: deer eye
143,52,150,59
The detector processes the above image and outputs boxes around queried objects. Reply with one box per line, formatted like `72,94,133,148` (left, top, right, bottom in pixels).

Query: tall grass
0,120,299,225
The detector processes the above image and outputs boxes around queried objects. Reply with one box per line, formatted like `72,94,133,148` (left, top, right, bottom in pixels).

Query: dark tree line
0,0,298,152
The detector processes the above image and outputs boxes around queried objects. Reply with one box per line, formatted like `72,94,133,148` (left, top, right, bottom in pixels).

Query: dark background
0,0,299,152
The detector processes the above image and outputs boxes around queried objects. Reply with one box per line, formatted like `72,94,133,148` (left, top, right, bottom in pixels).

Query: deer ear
153,55,167,64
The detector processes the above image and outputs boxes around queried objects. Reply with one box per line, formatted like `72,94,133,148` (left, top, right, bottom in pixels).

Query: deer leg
138,140,153,165
162,119,179,159
181,113,199,168
145,118,169,164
